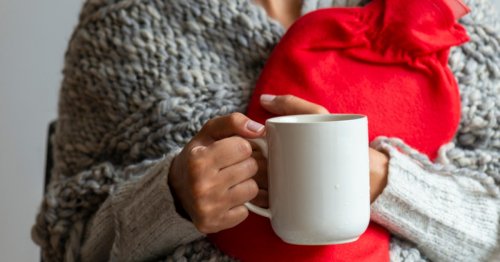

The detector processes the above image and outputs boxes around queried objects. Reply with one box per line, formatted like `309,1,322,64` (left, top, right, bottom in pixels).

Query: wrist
369,148,389,203
168,155,191,220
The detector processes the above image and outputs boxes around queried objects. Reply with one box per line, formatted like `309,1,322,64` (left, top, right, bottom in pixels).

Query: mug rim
266,114,366,124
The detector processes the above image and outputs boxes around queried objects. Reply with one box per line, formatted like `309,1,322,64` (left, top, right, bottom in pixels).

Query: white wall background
0,0,82,261
0,0,499,261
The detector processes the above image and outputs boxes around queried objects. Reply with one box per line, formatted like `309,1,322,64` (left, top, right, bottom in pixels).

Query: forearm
81,150,202,262
370,137,499,262
33,151,204,262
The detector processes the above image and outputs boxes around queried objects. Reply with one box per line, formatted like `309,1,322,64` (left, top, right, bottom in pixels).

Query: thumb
200,112,265,141
260,94,329,115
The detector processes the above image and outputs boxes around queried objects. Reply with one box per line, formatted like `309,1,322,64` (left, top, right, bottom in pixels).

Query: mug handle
244,138,272,219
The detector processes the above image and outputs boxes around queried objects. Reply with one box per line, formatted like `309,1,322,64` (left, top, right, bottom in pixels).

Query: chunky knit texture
32,0,500,261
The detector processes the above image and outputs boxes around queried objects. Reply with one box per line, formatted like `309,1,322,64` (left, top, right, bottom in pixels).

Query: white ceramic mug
245,114,370,245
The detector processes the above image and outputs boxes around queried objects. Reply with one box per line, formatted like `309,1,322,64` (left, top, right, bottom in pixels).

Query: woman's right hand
168,113,266,234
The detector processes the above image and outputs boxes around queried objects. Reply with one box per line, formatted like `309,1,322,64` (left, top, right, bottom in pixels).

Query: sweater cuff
110,149,203,261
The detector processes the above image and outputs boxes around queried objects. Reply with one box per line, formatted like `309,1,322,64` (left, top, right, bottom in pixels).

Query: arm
370,137,499,262
368,1,500,260
34,113,266,262
258,96,498,261
32,1,263,261
80,153,204,262
32,1,205,260
32,153,203,262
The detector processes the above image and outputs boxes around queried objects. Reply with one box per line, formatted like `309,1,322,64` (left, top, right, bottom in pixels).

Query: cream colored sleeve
371,138,499,262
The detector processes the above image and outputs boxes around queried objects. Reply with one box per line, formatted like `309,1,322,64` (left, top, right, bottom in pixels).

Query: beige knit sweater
32,0,500,261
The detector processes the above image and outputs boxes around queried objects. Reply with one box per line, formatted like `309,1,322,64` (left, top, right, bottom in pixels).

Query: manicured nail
246,120,265,133
190,145,206,154
260,94,276,103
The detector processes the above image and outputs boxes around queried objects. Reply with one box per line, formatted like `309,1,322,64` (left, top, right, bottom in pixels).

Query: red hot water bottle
209,0,469,261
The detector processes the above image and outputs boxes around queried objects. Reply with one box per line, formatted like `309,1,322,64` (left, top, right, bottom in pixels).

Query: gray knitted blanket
32,0,500,261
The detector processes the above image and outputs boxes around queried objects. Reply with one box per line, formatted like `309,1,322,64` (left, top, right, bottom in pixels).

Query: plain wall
1,0,499,261
0,0,81,261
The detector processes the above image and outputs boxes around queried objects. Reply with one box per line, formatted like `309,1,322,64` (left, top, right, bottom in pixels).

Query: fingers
219,187,268,233
220,205,249,231
207,136,254,169
194,180,256,233
250,189,269,208
194,204,249,234
252,150,268,189
219,157,259,186
260,94,329,115
170,112,269,234
200,112,265,141
227,179,259,208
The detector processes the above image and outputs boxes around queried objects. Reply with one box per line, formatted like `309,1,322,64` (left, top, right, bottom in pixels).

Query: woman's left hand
256,94,389,205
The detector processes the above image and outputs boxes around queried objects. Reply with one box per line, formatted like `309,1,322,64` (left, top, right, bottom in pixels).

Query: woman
32,0,500,261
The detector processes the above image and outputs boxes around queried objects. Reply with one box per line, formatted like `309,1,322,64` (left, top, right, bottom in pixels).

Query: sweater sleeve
32,152,204,262
370,1,500,261
370,137,500,262
79,151,203,262
32,1,208,261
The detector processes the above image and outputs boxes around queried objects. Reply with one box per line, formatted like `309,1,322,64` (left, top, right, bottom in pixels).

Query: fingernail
246,120,265,133
260,94,276,103
190,146,206,153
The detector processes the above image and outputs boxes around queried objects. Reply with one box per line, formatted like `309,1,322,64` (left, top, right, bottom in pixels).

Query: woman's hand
260,94,389,203
168,113,266,234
